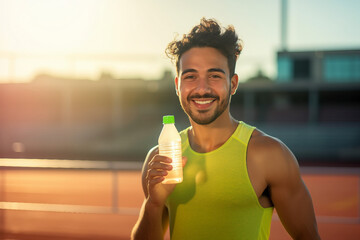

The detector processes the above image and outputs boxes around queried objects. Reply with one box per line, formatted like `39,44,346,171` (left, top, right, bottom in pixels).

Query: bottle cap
163,115,175,124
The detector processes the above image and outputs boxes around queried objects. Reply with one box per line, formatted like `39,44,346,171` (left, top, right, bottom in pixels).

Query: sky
0,0,359,82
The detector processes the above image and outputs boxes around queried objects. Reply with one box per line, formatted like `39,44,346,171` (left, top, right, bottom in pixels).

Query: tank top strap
235,121,256,146
179,126,191,151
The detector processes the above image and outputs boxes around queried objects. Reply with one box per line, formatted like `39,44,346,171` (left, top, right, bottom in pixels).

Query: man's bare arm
262,136,321,239
131,147,170,240
131,200,168,240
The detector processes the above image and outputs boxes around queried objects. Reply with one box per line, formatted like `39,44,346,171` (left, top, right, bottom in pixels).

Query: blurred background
0,0,359,239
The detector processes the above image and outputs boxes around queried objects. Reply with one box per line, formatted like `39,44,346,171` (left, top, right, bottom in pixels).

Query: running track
0,161,359,239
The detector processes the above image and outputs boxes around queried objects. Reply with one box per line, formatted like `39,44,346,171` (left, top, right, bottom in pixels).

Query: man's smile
191,98,217,110
193,99,215,105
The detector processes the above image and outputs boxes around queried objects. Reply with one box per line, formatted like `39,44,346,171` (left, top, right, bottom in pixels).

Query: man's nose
195,77,211,94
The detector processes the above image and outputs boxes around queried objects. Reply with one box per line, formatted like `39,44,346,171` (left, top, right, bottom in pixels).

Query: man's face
175,47,238,125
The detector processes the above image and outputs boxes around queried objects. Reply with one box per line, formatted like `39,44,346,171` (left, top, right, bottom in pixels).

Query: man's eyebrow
181,69,197,75
208,68,225,74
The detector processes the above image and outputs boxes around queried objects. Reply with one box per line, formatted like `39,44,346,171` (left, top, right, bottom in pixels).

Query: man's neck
188,115,238,153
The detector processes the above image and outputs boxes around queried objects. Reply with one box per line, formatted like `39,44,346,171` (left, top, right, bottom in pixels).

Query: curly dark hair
165,18,243,77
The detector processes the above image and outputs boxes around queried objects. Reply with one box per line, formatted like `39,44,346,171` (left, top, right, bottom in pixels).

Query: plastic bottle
158,115,183,184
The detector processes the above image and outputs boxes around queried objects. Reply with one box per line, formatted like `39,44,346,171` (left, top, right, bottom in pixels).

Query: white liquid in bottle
158,115,183,184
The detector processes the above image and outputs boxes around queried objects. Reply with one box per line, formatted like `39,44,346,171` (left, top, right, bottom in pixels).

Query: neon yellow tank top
166,121,273,240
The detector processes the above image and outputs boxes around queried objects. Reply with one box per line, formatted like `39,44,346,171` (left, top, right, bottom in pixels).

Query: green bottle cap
163,115,175,124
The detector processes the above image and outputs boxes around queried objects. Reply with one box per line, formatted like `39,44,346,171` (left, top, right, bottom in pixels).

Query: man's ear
175,77,179,96
230,74,239,95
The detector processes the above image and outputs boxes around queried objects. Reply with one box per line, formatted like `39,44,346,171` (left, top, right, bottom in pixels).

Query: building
277,49,360,83
231,49,360,165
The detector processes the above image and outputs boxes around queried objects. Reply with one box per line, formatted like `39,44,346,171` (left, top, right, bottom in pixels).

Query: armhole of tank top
241,123,270,210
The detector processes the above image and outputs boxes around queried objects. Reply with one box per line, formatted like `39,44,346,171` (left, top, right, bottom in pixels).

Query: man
131,18,320,240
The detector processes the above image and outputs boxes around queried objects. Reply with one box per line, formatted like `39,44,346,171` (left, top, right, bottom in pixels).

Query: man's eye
210,74,221,78
184,75,195,79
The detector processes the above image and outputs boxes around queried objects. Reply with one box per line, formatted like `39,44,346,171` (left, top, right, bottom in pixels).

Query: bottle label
159,140,182,174
159,141,183,184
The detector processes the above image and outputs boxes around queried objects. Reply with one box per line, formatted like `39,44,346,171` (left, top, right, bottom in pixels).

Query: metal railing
0,158,143,215
1,158,360,223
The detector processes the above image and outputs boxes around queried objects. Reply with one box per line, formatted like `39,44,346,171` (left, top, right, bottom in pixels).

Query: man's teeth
194,100,213,105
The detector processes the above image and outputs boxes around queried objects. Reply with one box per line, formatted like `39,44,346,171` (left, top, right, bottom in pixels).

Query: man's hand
146,154,187,206
131,148,187,240
146,154,176,207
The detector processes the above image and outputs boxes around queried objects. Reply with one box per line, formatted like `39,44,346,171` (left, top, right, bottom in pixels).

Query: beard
180,92,231,125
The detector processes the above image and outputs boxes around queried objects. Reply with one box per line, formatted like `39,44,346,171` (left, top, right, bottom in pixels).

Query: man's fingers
148,154,173,174
149,176,165,185
151,154,172,163
149,161,173,171
147,168,168,179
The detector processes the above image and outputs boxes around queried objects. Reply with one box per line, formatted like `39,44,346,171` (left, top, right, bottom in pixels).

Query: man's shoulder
248,128,300,183
249,129,284,152
248,128,295,165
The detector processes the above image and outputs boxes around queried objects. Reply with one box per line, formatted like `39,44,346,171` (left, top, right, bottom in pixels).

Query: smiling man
131,18,321,240
177,48,233,126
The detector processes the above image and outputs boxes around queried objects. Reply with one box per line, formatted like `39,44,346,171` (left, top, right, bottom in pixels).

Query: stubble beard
180,93,231,125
